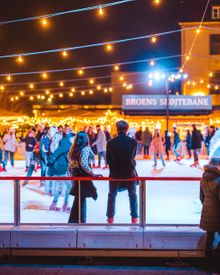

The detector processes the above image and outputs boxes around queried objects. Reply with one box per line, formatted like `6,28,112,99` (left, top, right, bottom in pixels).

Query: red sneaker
95,165,101,169
92,164,96,168
132,217,139,224
107,217,114,224
102,164,109,169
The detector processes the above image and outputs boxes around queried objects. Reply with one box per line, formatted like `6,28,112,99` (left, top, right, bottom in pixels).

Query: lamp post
165,79,169,131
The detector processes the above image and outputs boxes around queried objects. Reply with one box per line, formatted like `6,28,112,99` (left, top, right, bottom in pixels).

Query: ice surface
0,158,206,224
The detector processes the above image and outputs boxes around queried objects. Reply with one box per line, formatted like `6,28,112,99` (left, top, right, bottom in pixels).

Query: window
212,6,220,19
210,34,220,55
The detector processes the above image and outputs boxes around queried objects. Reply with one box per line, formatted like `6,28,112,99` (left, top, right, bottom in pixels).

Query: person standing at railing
47,131,72,212
106,120,138,224
68,131,101,223
199,146,220,261
152,129,165,168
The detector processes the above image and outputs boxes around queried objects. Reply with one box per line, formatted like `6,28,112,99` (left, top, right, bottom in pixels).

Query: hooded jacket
200,165,220,232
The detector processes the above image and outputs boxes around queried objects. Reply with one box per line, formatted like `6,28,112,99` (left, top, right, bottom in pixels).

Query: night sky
0,0,219,112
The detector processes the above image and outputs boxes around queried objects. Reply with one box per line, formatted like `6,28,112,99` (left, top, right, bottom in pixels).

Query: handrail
0,176,201,181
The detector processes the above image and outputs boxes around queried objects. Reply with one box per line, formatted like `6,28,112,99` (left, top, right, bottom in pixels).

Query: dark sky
0,0,219,109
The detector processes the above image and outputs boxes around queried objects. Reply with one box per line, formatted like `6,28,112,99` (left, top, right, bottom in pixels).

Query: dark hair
69,131,88,160
116,120,129,132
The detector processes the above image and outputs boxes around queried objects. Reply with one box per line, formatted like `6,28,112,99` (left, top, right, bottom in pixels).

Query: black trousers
68,195,87,223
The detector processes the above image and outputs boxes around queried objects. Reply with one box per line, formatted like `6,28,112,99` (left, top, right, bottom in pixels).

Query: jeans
173,142,181,157
187,147,192,158
153,152,165,166
193,149,200,162
137,143,142,155
53,174,71,205
68,195,87,223
0,149,3,164
107,181,138,219
25,151,33,168
98,151,107,165
40,152,47,177
143,145,150,155
3,151,15,168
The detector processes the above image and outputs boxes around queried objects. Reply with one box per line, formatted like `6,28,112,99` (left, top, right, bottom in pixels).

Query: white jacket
3,134,18,152
93,130,107,152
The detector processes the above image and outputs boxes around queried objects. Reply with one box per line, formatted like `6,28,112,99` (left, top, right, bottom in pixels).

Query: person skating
190,124,202,167
142,127,152,159
172,127,182,161
106,120,138,224
87,126,97,168
92,125,108,169
185,129,192,159
3,128,19,171
152,129,165,168
20,130,37,172
164,130,171,161
135,127,143,155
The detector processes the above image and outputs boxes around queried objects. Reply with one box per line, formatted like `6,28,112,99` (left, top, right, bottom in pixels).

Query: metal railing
0,176,201,227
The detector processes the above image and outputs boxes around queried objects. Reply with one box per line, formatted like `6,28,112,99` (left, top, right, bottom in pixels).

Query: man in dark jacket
191,124,202,167
106,120,138,224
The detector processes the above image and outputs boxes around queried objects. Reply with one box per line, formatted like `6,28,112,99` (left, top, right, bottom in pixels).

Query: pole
14,180,20,226
166,79,169,131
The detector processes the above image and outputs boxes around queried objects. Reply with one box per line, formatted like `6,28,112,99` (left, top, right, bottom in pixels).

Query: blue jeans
98,151,107,165
53,174,71,205
40,152,47,177
137,143,142,155
173,142,181,157
107,181,138,219
3,151,15,168
154,152,165,166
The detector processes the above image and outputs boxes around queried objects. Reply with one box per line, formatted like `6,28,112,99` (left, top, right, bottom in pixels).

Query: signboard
122,95,212,111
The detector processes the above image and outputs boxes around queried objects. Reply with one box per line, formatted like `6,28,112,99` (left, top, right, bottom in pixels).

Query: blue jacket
47,136,71,176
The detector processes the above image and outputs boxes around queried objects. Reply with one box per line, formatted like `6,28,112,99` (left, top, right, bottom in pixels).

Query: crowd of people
0,120,219,260
134,124,217,167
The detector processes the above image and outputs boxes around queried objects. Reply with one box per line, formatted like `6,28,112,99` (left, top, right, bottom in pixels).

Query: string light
105,44,113,52
109,87,113,92
16,55,24,64
59,93,63,97
150,60,155,66
209,72,213,77
59,81,64,87
71,88,75,92
69,92,73,97
45,90,50,95
200,79,204,84
10,97,14,101
41,18,48,27
29,96,34,100
98,6,104,16
78,69,84,76
89,90,94,95
81,91,85,96
153,0,161,5
6,74,11,81
104,88,108,93
48,98,52,102
20,91,24,96
62,50,68,58
89,79,95,84
0,85,4,90
29,83,34,89
215,85,218,90
196,27,201,34
97,85,101,90
114,65,119,71
119,76,124,81
151,36,157,43
41,95,45,99
186,55,190,61
207,84,211,89
42,72,48,79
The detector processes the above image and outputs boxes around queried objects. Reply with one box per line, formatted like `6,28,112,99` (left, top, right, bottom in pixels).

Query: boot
132,217,138,224
107,217,114,224
49,202,57,211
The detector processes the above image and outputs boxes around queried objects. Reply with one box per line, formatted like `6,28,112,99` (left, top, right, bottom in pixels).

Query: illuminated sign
122,95,212,111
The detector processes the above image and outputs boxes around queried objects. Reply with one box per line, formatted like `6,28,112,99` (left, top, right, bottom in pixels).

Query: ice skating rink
0,158,206,225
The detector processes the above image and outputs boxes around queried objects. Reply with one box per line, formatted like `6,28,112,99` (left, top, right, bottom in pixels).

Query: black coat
191,129,202,150
107,132,137,178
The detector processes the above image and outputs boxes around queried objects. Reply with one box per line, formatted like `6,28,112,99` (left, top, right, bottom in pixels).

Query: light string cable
0,0,136,26
0,27,195,59
0,54,182,78
181,0,212,70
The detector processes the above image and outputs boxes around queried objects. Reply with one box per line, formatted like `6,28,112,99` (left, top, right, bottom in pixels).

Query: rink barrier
0,176,201,227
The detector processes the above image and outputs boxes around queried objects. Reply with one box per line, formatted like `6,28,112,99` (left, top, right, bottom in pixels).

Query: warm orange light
20,91,24,96
29,83,34,89
98,6,104,16
62,50,68,58
69,92,73,97
215,85,218,90
29,96,34,100
81,91,85,96
105,44,113,52
0,85,4,90
42,72,48,79
153,0,161,5
89,79,95,84
78,69,84,76
71,88,75,92
6,74,11,81
196,27,201,34
207,84,211,88
17,55,24,64
114,65,119,71
109,87,113,92
41,18,48,27
59,93,63,97
119,76,124,81
200,80,204,84
97,85,101,90
209,72,213,77
104,88,108,93
151,36,157,43
89,90,94,95
45,90,50,95
59,81,64,87
186,55,190,61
